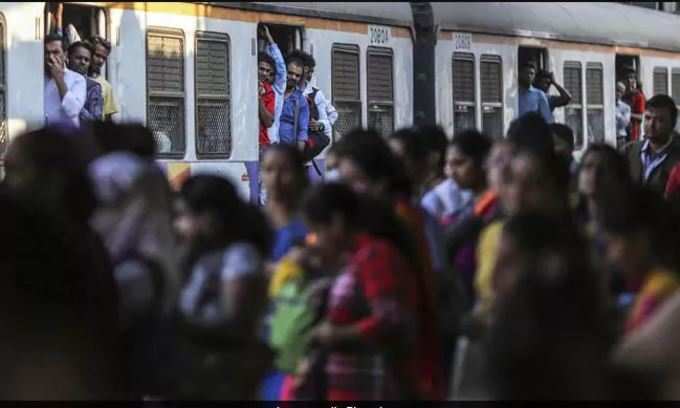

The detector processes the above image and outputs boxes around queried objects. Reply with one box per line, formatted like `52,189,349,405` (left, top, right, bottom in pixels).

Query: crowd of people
13,11,680,401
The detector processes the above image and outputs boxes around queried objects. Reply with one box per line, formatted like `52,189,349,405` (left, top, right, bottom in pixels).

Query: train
0,2,679,202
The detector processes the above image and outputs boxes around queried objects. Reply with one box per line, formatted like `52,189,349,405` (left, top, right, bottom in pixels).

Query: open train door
0,2,46,161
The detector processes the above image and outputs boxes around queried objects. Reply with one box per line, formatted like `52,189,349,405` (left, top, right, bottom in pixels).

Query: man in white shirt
296,50,338,139
44,33,86,128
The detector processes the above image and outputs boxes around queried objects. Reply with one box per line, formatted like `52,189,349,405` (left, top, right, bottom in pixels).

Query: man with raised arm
261,25,287,145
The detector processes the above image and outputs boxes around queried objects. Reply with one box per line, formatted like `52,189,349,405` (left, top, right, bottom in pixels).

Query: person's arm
297,95,309,151
326,99,338,127
264,26,286,96
313,90,332,137
550,78,572,108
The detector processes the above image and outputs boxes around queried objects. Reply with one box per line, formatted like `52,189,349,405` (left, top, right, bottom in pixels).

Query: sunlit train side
0,2,414,200
1,2,680,196
104,1,414,201
432,2,680,156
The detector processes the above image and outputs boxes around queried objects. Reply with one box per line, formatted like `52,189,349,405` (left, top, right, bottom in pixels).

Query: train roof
214,2,414,28
432,2,680,52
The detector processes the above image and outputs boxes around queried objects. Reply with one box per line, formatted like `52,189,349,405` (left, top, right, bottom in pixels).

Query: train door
616,54,641,145
517,46,548,115
249,23,303,202
44,2,109,76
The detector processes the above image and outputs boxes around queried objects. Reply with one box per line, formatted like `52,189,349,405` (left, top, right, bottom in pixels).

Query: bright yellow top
474,220,504,316
92,76,118,118
268,256,304,298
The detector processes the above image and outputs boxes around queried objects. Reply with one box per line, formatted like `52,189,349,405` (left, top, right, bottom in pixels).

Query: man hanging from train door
533,69,572,113
89,36,119,121
66,41,104,124
293,50,337,175
518,62,553,124
44,33,86,128
277,53,309,152
261,25,287,146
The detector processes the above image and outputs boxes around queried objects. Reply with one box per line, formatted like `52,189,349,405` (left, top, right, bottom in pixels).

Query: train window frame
194,31,232,160
480,54,503,138
0,14,6,158
366,46,394,138
146,27,186,159
563,61,584,150
331,43,361,142
452,52,476,136
586,62,605,144
654,66,669,96
672,67,680,112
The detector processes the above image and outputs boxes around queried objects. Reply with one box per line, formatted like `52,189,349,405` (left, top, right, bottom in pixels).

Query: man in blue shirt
518,62,553,124
277,53,309,151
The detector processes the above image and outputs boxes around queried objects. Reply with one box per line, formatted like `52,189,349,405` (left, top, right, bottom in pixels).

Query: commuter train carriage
0,2,679,196
0,1,414,200
433,2,680,155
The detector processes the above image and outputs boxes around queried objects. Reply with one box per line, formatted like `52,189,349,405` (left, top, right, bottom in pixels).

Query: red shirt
624,89,646,142
259,81,275,147
665,162,680,198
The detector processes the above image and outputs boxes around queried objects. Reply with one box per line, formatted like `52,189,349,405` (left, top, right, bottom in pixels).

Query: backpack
302,88,330,162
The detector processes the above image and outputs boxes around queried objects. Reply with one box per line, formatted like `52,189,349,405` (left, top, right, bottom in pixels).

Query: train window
563,61,584,150
452,52,475,135
332,44,361,141
653,66,669,96
367,47,394,138
586,63,605,144
195,32,231,159
146,29,185,157
672,68,680,110
480,55,503,138
0,17,6,157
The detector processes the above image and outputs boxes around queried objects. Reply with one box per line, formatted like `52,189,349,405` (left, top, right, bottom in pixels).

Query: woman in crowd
261,143,309,264
333,128,445,399
575,143,633,308
88,152,179,398
600,186,680,336
443,129,496,310
173,174,273,399
302,182,423,399
258,143,310,399
484,214,613,399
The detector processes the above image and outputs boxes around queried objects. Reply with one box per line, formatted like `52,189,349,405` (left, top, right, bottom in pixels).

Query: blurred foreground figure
89,151,179,398
3,126,120,345
484,214,652,399
0,184,122,398
173,174,273,399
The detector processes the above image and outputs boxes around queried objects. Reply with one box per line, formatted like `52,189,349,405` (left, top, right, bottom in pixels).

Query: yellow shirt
474,220,504,316
92,76,118,118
